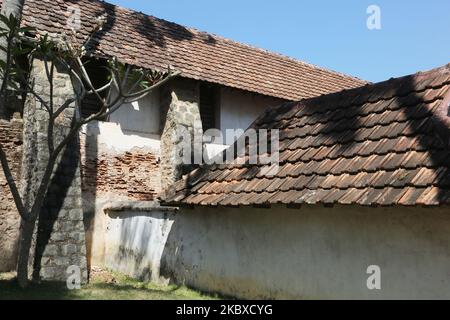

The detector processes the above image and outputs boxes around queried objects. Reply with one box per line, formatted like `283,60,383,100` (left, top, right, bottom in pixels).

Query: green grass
0,271,218,300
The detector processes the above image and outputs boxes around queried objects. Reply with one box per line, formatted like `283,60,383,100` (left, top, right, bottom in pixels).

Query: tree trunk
17,216,36,288
0,0,25,118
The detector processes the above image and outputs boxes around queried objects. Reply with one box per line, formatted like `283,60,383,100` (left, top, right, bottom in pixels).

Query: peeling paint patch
80,146,161,201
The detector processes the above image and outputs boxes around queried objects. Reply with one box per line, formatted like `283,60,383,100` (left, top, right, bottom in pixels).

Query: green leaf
13,46,32,56
0,14,11,29
18,26,35,34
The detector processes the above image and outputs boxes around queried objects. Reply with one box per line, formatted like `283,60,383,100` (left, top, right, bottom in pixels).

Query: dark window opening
200,82,220,132
81,59,110,121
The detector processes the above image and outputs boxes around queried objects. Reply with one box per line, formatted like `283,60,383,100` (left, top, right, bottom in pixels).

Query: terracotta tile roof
14,0,366,101
165,64,450,207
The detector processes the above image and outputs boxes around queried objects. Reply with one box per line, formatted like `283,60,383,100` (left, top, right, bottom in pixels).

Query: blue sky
108,0,450,83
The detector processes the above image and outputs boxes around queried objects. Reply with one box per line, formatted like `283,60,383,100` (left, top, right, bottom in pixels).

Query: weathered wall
80,102,162,267
80,122,161,202
22,58,87,282
109,89,160,135
219,87,284,140
98,205,450,299
0,115,23,272
102,206,177,284
203,87,285,160
82,81,283,268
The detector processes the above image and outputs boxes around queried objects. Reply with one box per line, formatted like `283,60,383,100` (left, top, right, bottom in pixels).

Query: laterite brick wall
0,116,23,272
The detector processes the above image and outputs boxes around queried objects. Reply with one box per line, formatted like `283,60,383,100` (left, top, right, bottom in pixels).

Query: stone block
68,209,83,221
40,267,56,280
44,245,59,256
62,244,77,256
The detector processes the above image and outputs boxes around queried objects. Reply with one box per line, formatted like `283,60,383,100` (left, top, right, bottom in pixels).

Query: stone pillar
160,79,203,193
21,58,87,283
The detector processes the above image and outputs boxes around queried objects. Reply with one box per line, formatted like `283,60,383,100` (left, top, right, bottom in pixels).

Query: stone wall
0,114,23,272
21,58,87,283
160,79,203,193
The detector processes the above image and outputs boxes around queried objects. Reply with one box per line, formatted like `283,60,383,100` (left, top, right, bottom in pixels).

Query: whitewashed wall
98,205,450,299
81,89,162,154
109,88,161,135
219,87,283,143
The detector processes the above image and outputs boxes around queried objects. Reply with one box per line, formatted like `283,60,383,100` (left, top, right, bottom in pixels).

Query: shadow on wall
32,128,80,281
81,121,99,275
105,209,176,283
91,69,450,299
106,208,290,299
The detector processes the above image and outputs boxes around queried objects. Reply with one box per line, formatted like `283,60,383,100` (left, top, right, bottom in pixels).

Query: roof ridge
297,62,450,105
254,62,450,127
96,0,367,84
19,0,370,100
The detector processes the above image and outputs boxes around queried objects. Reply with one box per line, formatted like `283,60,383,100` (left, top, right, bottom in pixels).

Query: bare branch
53,97,76,119
98,97,124,119
0,143,27,220
86,78,112,95
55,56,86,99
124,70,180,101
0,22,15,106
126,70,145,94
74,56,107,112
16,83,51,111
121,64,131,89
43,56,55,155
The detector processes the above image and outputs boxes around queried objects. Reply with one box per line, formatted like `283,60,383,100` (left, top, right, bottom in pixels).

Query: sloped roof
165,64,450,207
15,0,366,101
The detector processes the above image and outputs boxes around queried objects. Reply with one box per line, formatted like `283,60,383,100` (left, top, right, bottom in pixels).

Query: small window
200,83,220,132
80,59,110,121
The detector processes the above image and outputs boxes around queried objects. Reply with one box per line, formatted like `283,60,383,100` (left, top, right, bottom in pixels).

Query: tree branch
44,56,55,155
0,23,15,107
124,70,180,101
0,143,27,220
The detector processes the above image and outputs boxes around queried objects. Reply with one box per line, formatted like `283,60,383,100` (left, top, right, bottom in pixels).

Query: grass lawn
0,268,218,300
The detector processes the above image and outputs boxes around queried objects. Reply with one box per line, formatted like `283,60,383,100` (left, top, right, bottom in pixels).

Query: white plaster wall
81,121,160,155
200,88,283,160
103,210,176,284
98,205,450,300
219,88,283,144
81,88,162,154
109,89,160,135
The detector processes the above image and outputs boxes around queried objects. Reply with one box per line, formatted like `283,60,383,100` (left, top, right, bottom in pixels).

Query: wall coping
102,201,179,213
